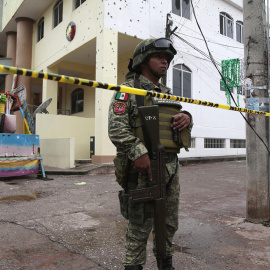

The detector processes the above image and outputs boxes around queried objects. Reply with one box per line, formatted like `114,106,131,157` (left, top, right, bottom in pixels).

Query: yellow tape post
0,64,269,117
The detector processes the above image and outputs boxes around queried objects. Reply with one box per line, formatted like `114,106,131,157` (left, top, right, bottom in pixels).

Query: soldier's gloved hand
171,113,191,131
133,153,153,181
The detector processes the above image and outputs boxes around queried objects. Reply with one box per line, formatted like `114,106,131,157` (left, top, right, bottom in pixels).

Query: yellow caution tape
0,64,269,116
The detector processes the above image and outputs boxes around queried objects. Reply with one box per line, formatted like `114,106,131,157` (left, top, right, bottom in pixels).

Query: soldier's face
148,53,169,73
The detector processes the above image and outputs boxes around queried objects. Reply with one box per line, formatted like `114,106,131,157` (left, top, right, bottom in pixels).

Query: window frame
74,0,86,10
172,0,191,20
236,21,244,44
173,64,192,98
204,138,225,149
230,139,246,148
220,12,233,39
53,0,63,28
71,88,84,114
37,17,44,42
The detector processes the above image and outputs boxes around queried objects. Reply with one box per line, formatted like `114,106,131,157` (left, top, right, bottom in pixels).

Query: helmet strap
145,62,166,79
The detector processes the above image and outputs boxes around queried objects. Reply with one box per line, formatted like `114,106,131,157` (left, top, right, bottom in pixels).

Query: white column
42,67,58,115
92,28,118,164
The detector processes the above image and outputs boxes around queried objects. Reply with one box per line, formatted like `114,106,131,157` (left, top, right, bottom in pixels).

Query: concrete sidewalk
0,159,269,270
43,155,246,175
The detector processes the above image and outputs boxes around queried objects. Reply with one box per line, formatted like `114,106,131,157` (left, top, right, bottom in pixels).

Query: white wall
40,138,75,168
104,0,167,39
36,113,95,160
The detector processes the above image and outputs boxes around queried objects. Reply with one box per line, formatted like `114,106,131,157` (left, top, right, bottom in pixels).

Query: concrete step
75,159,92,164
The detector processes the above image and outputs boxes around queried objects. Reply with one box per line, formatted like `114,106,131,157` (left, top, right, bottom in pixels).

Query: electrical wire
176,45,239,103
172,29,245,102
178,0,202,33
172,33,222,67
170,18,245,56
179,32,244,49
188,0,270,153
173,32,244,68
173,42,224,82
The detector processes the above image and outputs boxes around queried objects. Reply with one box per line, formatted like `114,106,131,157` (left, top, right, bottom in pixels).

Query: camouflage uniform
108,75,192,268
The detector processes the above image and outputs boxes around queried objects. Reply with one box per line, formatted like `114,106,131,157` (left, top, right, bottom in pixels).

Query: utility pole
243,0,270,222
164,13,173,86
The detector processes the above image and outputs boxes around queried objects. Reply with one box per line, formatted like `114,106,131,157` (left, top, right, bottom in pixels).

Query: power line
173,43,223,80
173,33,222,67
176,46,239,104
179,0,202,33
178,32,244,49
170,18,245,56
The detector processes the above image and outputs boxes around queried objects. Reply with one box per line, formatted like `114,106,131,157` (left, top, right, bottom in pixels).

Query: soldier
108,38,193,270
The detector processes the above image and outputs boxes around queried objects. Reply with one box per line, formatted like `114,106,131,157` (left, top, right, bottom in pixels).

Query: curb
44,156,246,176
45,163,115,176
179,155,246,166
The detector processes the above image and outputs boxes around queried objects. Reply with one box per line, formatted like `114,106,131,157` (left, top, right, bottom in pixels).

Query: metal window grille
204,138,225,148
230,139,246,148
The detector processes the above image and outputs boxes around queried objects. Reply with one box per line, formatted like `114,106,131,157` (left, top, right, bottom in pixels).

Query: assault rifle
130,105,166,267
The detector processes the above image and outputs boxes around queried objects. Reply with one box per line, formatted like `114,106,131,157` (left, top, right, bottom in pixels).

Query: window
74,0,86,9
230,139,246,148
172,0,191,20
236,21,244,43
37,17,44,42
220,12,233,39
204,138,225,148
71,88,84,114
173,64,192,98
53,0,63,28
190,138,196,148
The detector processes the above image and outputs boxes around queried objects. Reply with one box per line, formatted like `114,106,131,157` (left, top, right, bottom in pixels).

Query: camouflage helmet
131,38,177,73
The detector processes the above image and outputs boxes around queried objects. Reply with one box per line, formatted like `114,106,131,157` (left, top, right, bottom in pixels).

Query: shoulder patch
116,92,129,101
113,101,127,115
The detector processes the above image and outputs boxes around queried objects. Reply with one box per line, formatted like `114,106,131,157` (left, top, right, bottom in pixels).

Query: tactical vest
133,95,183,153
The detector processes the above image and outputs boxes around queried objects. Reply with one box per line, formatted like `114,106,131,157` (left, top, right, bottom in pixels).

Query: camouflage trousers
122,157,180,267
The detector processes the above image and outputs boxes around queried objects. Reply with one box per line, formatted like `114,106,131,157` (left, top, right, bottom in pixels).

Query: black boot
157,256,174,270
124,265,143,270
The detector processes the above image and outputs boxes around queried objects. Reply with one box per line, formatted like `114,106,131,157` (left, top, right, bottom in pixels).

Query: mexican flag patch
116,92,129,101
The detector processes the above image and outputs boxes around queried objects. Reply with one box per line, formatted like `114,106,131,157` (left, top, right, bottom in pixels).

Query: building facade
0,0,245,167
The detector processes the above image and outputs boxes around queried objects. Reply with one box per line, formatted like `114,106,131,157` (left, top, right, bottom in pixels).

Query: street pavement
0,160,269,270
